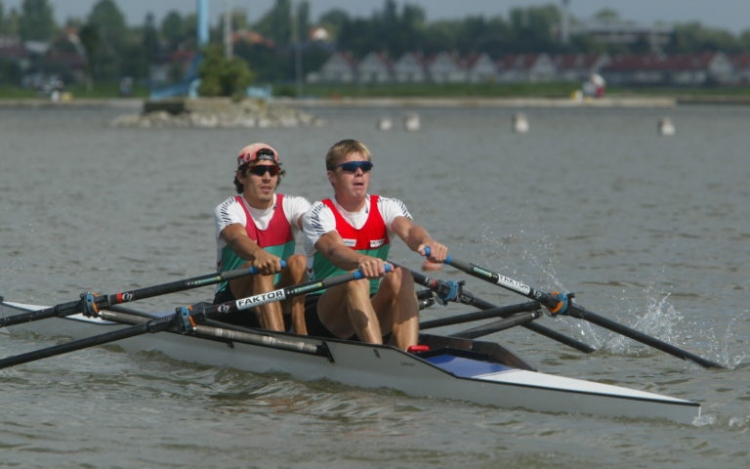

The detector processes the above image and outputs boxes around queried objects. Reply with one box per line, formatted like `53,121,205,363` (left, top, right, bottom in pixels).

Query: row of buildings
2,28,749,89
308,51,750,87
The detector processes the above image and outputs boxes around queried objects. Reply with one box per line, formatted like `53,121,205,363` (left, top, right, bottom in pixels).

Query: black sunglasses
336,161,374,173
247,165,281,177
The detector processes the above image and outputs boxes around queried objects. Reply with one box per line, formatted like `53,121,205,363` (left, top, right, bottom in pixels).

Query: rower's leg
230,266,284,331
372,267,418,350
317,279,382,344
279,254,308,334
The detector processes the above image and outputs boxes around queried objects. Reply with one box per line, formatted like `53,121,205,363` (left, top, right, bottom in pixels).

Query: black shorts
304,294,345,339
304,294,392,343
212,288,262,329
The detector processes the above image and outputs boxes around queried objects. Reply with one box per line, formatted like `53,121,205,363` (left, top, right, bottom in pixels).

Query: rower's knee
380,267,413,293
286,254,307,280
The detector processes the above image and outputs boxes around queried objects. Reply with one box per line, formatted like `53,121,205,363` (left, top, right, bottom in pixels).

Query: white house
465,53,498,83
427,52,466,83
393,52,428,83
309,51,357,83
553,53,610,82
497,54,557,83
357,52,393,83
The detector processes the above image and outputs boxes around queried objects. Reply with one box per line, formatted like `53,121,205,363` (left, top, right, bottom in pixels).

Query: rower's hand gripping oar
424,248,724,369
0,266,383,370
175,264,390,331
0,262,285,328
401,264,595,353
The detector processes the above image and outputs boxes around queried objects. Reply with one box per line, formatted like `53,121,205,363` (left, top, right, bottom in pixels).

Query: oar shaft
0,319,166,369
0,300,79,328
444,256,557,307
409,268,594,353
0,264,273,328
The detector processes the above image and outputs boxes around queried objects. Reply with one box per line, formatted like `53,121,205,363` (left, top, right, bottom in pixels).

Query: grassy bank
3,82,750,101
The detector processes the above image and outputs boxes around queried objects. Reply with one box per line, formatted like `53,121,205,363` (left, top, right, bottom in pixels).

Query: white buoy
404,112,420,131
512,113,529,133
658,117,675,136
377,117,393,131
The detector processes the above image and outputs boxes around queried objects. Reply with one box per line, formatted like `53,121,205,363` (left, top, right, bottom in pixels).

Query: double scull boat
0,297,701,424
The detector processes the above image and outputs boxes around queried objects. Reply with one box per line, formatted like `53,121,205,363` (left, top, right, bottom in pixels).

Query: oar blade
434,251,723,369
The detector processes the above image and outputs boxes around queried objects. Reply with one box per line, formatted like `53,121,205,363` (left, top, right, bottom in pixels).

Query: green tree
295,1,311,42
198,44,254,97
142,13,160,66
19,0,56,41
255,0,292,47
508,5,560,52
318,8,350,41
78,23,99,91
668,23,740,53
88,0,126,48
4,8,20,36
86,0,127,80
424,21,458,55
383,2,426,57
739,30,750,52
161,10,186,52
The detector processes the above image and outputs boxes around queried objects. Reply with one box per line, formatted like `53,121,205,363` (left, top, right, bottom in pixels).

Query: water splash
600,289,684,355
718,315,749,370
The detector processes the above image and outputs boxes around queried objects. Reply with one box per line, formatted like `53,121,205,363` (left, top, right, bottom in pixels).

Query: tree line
2,0,750,91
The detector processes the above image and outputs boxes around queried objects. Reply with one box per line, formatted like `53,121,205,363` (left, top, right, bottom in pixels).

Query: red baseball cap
237,142,281,168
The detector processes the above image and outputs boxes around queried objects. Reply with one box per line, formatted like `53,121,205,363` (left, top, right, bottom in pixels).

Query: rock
111,98,324,129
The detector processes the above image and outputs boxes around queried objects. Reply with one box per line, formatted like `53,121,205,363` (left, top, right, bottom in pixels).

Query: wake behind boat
0,297,701,424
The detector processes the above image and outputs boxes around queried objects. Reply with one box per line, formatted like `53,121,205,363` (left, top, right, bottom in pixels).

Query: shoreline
2,95,750,110
280,96,677,108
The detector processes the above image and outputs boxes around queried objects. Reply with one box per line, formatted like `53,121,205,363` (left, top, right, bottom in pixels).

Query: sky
5,0,750,35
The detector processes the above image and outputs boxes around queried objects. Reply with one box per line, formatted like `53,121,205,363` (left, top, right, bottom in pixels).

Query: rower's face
239,162,280,206
328,152,372,198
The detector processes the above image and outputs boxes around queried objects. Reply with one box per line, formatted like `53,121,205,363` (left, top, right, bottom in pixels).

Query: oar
425,248,724,369
404,264,595,353
0,267,377,369
0,263,283,328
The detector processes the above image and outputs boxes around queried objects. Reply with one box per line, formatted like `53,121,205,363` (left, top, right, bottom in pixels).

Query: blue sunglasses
334,161,374,173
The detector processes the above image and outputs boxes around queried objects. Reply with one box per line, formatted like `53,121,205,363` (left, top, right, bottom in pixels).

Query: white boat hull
0,300,700,423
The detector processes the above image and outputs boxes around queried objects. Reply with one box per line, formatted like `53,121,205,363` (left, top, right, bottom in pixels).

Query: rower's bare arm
391,216,448,262
220,224,281,273
315,231,386,278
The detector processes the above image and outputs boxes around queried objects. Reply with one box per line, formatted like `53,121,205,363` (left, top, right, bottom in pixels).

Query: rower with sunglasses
212,143,311,334
302,139,449,351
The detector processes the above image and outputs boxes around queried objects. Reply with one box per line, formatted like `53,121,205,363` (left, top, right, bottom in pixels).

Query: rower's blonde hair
325,139,372,170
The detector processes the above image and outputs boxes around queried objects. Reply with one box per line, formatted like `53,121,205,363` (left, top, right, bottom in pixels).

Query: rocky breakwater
111,97,324,128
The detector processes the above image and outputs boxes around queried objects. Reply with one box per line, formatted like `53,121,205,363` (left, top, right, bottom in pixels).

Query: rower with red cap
212,142,311,333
